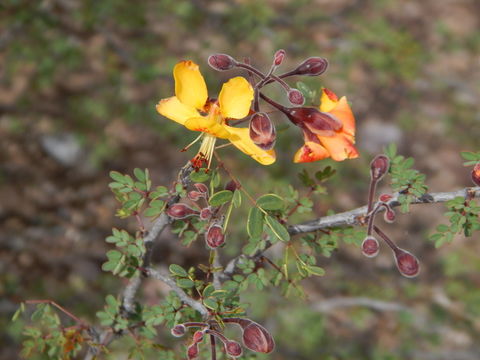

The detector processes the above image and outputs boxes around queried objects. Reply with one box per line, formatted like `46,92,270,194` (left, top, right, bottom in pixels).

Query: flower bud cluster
362,154,420,278
171,317,274,359
207,50,330,153
166,182,229,249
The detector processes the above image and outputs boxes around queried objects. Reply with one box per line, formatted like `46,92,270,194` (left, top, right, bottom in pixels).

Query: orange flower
294,88,359,163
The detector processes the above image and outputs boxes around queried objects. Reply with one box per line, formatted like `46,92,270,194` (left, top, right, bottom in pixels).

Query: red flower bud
370,155,390,181
284,107,342,136
290,57,328,76
205,224,225,249
194,183,209,194
208,54,236,71
187,343,199,359
273,49,286,66
384,208,396,223
379,194,393,202
225,180,239,192
241,321,275,354
200,207,212,220
249,112,276,150
288,89,305,105
188,190,202,202
192,330,204,343
167,203,199,219
394,248,420,278
361,236,379,258
171,324,186,337
471,163,480,186
226,340,243,357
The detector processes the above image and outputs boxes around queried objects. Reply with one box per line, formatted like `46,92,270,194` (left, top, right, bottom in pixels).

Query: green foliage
102,228,145,277
385,143,428,213
429,196,480,247
461,151,480,166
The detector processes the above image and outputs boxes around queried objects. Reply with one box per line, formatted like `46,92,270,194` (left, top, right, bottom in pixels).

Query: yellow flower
156,61,276,167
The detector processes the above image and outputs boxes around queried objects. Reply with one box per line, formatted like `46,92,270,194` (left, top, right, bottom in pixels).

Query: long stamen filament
182,133,205,152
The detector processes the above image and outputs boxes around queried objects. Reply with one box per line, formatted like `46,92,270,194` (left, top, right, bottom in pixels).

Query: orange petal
329,96,355,138
174,61,208,110
293,141,330,163
319,133,359,161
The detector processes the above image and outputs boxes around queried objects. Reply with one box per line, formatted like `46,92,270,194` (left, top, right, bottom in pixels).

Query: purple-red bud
379,194,393,202
284,107,341,136
241,320,275,354
205,224,225,249
361,236,379,258
171,324,186,337
288,89,305,105
208,54,236,71
200,207,212,220
384,208,396,223
225,180,239,192
192,330,204,344
226,340,243,357
167,203,199,219
249,112,276,150
273,49,286,66
194,183,209,194
394,248,420,278
187,343,199,359
188,190,202,202
370,155,390,181
471,163,480,186
290,57,328,76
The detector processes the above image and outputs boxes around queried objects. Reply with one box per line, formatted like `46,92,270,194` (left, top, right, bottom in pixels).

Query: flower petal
156,96,200,125
319,88,339,113
174,61,208,110
184,117,230,139
226,126,276,165
319,133,359,161
219,77,254,119
329,96,355,138
293,141,330,163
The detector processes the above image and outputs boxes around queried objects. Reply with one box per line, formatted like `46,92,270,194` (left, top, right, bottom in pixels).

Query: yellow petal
219,77,254,119
174,61,208,110
226,126,276,165
184,117,230,139
293,141,330,163
156,96,200,125
319,133,359,161
319,88,339,113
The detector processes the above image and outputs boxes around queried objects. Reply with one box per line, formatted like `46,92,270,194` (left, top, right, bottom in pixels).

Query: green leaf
134,168,146,182
305,265,325,276
460,151,479,161
190,169,210,183
177,278,194,288
257,194,285,211
265,215,290,242
110,171,126,184
169,264,188,277
232,190,242,208
203,298,218,310
247,207,264,238
209,190,233,207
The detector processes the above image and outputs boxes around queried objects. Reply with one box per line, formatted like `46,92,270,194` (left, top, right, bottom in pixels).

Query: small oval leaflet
209,190,233,207
256,194,285,211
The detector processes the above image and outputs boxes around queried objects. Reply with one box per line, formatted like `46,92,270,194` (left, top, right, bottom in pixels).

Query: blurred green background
1,0,480,359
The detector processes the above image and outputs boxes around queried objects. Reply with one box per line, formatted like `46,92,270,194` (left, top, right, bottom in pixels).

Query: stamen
182,133,205,152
